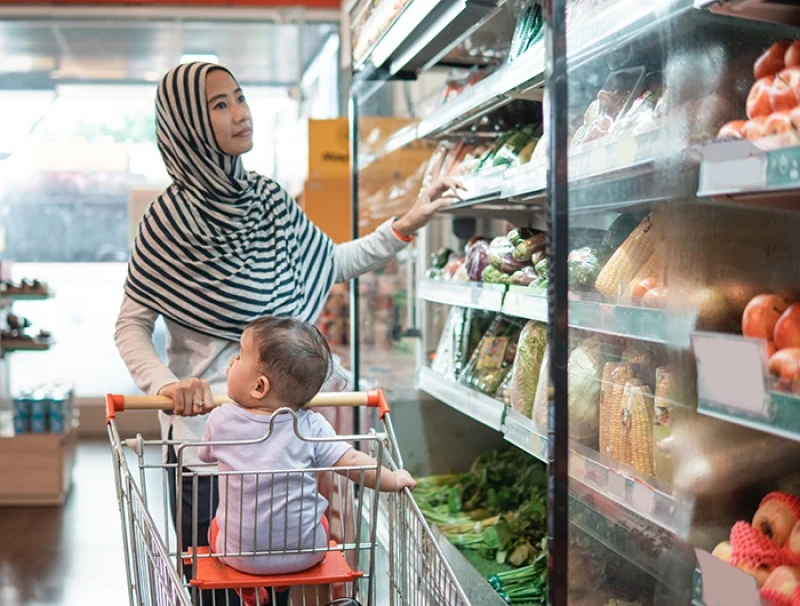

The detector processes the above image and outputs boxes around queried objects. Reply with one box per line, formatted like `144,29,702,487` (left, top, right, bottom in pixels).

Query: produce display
415,447,548,604
711,491,800,604
717,39,800,147
742,294,800,392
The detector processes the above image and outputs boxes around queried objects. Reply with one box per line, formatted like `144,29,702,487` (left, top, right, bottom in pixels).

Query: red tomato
755,40,791,79
743,117,768,140
763,111,794,137
786,41,800,69
717,120,747,139
747,76,776,119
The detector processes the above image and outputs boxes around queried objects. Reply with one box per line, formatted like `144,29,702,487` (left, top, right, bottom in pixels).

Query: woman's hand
158,378,213,416
394,469,417,492
392,177,466,237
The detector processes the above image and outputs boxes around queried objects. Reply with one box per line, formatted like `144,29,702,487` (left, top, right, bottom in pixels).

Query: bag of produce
509,266,538,286
508,227,539,247
532,348,550,428
482,266,512,285
431,307,493,380
568,247,604,290
512,231,547,261
460,316,524,396
488,236,528,275
509,321,548,418
465,239,490,281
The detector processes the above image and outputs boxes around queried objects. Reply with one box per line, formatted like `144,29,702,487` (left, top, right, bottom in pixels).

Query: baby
197,316,415,600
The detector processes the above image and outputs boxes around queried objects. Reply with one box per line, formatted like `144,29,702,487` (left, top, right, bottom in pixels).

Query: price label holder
692,332,769,418
695,549,761,606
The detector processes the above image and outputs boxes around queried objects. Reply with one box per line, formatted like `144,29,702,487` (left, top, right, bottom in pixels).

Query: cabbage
510,322,547,418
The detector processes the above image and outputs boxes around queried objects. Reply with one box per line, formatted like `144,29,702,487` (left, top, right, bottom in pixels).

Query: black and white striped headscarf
125,63,335,342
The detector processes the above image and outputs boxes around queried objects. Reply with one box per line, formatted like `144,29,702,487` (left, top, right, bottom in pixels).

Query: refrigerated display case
348,0,800,604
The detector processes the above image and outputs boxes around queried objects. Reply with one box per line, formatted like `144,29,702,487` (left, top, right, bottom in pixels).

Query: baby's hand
394,469,417,492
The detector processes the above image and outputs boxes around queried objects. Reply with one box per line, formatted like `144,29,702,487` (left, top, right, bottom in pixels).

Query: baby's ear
251,375,271,400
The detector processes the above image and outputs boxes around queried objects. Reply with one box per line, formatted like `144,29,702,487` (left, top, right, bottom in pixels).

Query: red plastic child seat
184,542,363,591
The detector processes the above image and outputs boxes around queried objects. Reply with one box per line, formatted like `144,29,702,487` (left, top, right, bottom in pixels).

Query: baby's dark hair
245,316,332,410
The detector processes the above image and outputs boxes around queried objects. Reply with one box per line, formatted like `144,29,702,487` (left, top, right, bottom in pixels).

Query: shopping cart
106,389,470,606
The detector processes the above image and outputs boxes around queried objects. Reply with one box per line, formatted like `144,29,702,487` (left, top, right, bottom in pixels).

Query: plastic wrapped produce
510,322,548,417
482,266,513,285
431,307,494,381
532,349,550,428
460,316,524,396
465,239,491,281
488,236,529,274
568,247,604,290
512,231,547,261
509,266,538,286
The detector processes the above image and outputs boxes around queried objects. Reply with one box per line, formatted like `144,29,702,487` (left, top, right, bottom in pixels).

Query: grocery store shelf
0,291,54,302
353,0,505,78
697,0,800,26
691,332,800,443
569,442,694,539
418,279,505,312
697,139,800,208
417,367,505,432
417,45,545,139
2,339,52,353
421,279,698,346
502,408,547,462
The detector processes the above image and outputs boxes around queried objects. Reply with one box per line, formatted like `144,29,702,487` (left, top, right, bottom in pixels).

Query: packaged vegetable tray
431,307,494,381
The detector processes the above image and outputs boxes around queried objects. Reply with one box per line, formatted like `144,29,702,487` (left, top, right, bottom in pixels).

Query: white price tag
692,333,769,417
632,481,655,515
608,470,626,499
695,549,761,606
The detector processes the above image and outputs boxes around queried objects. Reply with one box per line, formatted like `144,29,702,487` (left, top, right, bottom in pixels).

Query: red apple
754,497,799,546
775,304,800,350
786,41,800,69
743,116,768,140
712,541,732,563
755,40,791,79
769,348,800,382
748,76,776,119
762,566,800,598
770,68,800,113
764,111,795,136
743,294,790,340
786,520,800,555
718,120,747,139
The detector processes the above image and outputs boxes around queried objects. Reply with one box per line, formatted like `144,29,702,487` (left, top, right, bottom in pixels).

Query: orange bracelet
392,220,414,242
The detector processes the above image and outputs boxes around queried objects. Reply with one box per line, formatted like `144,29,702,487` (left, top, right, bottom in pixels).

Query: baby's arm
333,448,416,492
197,411,217,463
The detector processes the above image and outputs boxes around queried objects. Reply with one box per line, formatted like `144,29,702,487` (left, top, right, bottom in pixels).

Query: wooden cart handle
105,389,390,425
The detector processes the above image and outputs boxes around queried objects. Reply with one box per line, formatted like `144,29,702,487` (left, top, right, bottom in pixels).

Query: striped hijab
125,63,335,342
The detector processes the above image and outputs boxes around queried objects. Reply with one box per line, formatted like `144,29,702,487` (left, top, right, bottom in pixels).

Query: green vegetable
431,247,454,270
512,232,546,261
482,266,512,284
533,258,548,277
567,246,603,290
507,227,538,247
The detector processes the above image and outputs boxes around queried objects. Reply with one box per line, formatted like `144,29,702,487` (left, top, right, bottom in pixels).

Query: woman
115,62,462,604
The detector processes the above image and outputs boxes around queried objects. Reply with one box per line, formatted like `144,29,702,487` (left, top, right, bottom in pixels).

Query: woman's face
206,69,253,156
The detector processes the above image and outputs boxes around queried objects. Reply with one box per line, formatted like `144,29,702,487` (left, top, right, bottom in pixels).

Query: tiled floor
0,439,130,605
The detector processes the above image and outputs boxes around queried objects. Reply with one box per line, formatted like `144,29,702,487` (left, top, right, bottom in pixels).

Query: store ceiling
0,18,338,88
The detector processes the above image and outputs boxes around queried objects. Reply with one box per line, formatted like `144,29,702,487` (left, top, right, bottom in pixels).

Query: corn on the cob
608,363,635,460
623,379,655,475
595,215,656,296
626,253,661,295
599,362,617,455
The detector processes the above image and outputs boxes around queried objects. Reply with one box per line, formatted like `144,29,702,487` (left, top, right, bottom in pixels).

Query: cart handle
105,389,390,425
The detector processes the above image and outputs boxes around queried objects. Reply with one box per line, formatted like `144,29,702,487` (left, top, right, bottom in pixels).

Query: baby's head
228,316,332,411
